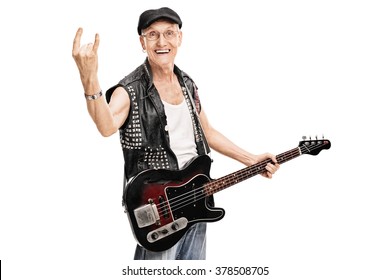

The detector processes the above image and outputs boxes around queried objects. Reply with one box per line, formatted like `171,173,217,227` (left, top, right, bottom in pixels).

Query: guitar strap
122,170,127,207
182,75,211,155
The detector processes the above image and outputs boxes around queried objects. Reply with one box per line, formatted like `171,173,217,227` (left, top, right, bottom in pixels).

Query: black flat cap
137,7,182,35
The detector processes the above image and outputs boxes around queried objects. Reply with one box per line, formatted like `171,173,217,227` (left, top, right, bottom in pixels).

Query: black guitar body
123,155,225,252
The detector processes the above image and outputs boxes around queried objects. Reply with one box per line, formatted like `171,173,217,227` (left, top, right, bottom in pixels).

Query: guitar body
123,155,225,252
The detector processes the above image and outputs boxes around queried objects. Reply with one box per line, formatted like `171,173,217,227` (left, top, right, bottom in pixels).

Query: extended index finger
72,27,83,55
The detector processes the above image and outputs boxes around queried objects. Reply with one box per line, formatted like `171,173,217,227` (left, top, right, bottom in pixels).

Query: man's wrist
85,90,103,100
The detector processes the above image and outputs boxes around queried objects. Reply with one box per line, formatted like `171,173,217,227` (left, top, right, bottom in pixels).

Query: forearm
206,128,256,166
199,110,255,166
206,127,279,179
83,79,117,137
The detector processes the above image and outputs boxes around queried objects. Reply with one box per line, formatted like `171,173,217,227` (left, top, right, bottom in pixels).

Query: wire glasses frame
141,30,179,41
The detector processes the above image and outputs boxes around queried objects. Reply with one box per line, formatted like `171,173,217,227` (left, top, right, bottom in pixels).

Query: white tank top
162,99,198,169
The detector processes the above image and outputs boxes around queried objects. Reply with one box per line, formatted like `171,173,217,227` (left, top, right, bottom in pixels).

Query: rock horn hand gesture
72,27,100,92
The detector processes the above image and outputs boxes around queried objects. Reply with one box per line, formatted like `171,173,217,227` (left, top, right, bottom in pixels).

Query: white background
1,0,389,279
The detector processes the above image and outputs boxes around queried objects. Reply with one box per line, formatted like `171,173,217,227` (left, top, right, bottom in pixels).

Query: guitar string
155,144,313,215
154,142,326,216
156,147,302,215
155,145,309,215
155,151,286,215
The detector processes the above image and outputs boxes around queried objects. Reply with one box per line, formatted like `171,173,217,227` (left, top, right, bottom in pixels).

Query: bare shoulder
110,86,131,107
108,86,131,128
112,86,129,97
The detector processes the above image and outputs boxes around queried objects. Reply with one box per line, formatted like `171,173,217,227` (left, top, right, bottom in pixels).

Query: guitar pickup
134,203,160,228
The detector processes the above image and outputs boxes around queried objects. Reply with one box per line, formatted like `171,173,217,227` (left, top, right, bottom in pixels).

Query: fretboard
204,147,301,196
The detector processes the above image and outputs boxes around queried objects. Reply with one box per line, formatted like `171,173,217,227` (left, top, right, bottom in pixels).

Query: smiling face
139,20,182,70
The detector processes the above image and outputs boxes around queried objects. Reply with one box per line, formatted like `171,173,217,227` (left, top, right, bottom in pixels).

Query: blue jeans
134,223,207,260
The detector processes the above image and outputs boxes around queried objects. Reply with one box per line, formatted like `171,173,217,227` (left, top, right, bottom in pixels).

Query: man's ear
139,36,146,50
178,31,183,47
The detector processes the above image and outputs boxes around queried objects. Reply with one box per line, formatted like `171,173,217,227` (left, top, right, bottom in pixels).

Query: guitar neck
205,147,301,196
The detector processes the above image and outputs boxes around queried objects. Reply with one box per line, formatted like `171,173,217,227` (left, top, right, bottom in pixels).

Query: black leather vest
106,60,210,179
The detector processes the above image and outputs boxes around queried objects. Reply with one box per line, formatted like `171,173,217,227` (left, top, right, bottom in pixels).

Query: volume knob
171,222,179,231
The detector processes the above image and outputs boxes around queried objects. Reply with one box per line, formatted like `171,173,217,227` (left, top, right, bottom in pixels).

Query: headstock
299,136,331,156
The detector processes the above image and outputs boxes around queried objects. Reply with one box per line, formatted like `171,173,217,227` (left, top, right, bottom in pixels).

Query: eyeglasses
142,30,179,41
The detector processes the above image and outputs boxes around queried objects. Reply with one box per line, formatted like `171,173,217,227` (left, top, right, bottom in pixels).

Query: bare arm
72,28,130,136
199,109,280,178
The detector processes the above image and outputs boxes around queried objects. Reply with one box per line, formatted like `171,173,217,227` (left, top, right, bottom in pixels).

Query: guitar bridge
133,202,160,228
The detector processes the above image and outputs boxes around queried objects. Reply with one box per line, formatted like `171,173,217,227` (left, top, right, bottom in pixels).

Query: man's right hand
72,27,100,93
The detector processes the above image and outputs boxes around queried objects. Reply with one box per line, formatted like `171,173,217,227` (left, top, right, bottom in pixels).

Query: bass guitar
123,137,331,251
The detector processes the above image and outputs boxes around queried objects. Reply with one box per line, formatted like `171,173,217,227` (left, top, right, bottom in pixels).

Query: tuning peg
302,136,307,140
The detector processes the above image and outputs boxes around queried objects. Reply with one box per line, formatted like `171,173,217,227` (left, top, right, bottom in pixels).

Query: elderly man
72,7,279,260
